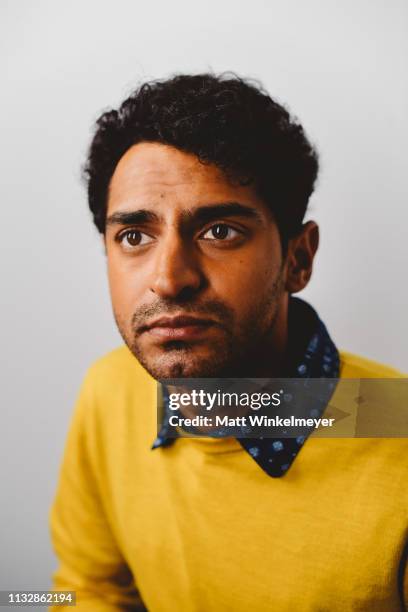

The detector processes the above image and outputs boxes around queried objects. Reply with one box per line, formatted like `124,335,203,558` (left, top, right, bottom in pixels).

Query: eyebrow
106,210,160,226
191,202,263,224
105,201,264,228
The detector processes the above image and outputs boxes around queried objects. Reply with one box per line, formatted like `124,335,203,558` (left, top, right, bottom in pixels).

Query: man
49,74,407,611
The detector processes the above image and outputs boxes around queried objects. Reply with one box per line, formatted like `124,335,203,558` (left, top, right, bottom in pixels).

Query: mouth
141,315,217,341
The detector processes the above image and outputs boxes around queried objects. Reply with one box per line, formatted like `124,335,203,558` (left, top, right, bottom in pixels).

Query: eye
117,229,154,249
201,224,240,241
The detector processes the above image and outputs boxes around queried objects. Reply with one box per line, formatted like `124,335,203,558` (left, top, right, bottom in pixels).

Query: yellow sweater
49,347,408,611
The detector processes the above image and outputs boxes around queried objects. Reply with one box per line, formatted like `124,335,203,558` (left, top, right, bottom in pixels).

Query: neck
231,293,289,378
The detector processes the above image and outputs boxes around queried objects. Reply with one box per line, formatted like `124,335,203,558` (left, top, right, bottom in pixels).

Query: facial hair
113,268,285,379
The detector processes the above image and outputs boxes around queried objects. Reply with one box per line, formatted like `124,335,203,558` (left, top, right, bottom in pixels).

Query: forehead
107,142,267,215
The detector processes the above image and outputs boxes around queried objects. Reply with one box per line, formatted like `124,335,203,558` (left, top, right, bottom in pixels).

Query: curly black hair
84,73,319,245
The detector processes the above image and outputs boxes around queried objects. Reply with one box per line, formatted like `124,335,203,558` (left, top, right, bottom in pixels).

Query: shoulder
339,350,405,378
87,344,152,380
81,345,156,403
73,345,157,437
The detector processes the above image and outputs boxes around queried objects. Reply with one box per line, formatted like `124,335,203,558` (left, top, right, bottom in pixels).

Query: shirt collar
152,297,340,477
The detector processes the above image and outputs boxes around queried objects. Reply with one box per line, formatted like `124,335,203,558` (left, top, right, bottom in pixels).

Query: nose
149,233,204,299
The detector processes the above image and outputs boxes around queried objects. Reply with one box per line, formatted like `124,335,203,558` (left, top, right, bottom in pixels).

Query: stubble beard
113,271,285,380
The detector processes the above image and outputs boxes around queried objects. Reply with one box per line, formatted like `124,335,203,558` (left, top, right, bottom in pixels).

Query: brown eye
202,224,240,241
212,224,229,239
125,230,141,246
117,230,154,249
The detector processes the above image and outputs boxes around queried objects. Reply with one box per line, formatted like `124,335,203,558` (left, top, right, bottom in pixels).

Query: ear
284,221,319,293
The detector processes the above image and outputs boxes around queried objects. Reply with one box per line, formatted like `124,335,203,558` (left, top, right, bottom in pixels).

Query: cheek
106,255,143,315
106,257,122,299
209,247,281,308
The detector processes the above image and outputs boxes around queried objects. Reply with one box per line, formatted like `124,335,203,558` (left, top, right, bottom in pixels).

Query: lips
148,315,214,329
143,315,215,341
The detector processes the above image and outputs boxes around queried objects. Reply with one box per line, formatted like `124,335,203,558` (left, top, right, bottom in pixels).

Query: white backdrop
1,0,407,601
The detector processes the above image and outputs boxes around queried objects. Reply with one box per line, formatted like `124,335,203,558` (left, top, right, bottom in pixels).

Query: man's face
105,142,288,378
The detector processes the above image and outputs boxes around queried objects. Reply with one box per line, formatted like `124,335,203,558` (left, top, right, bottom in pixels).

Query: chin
134,344,229,379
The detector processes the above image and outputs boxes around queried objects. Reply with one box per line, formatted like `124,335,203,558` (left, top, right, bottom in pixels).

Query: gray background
1,0,407,605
